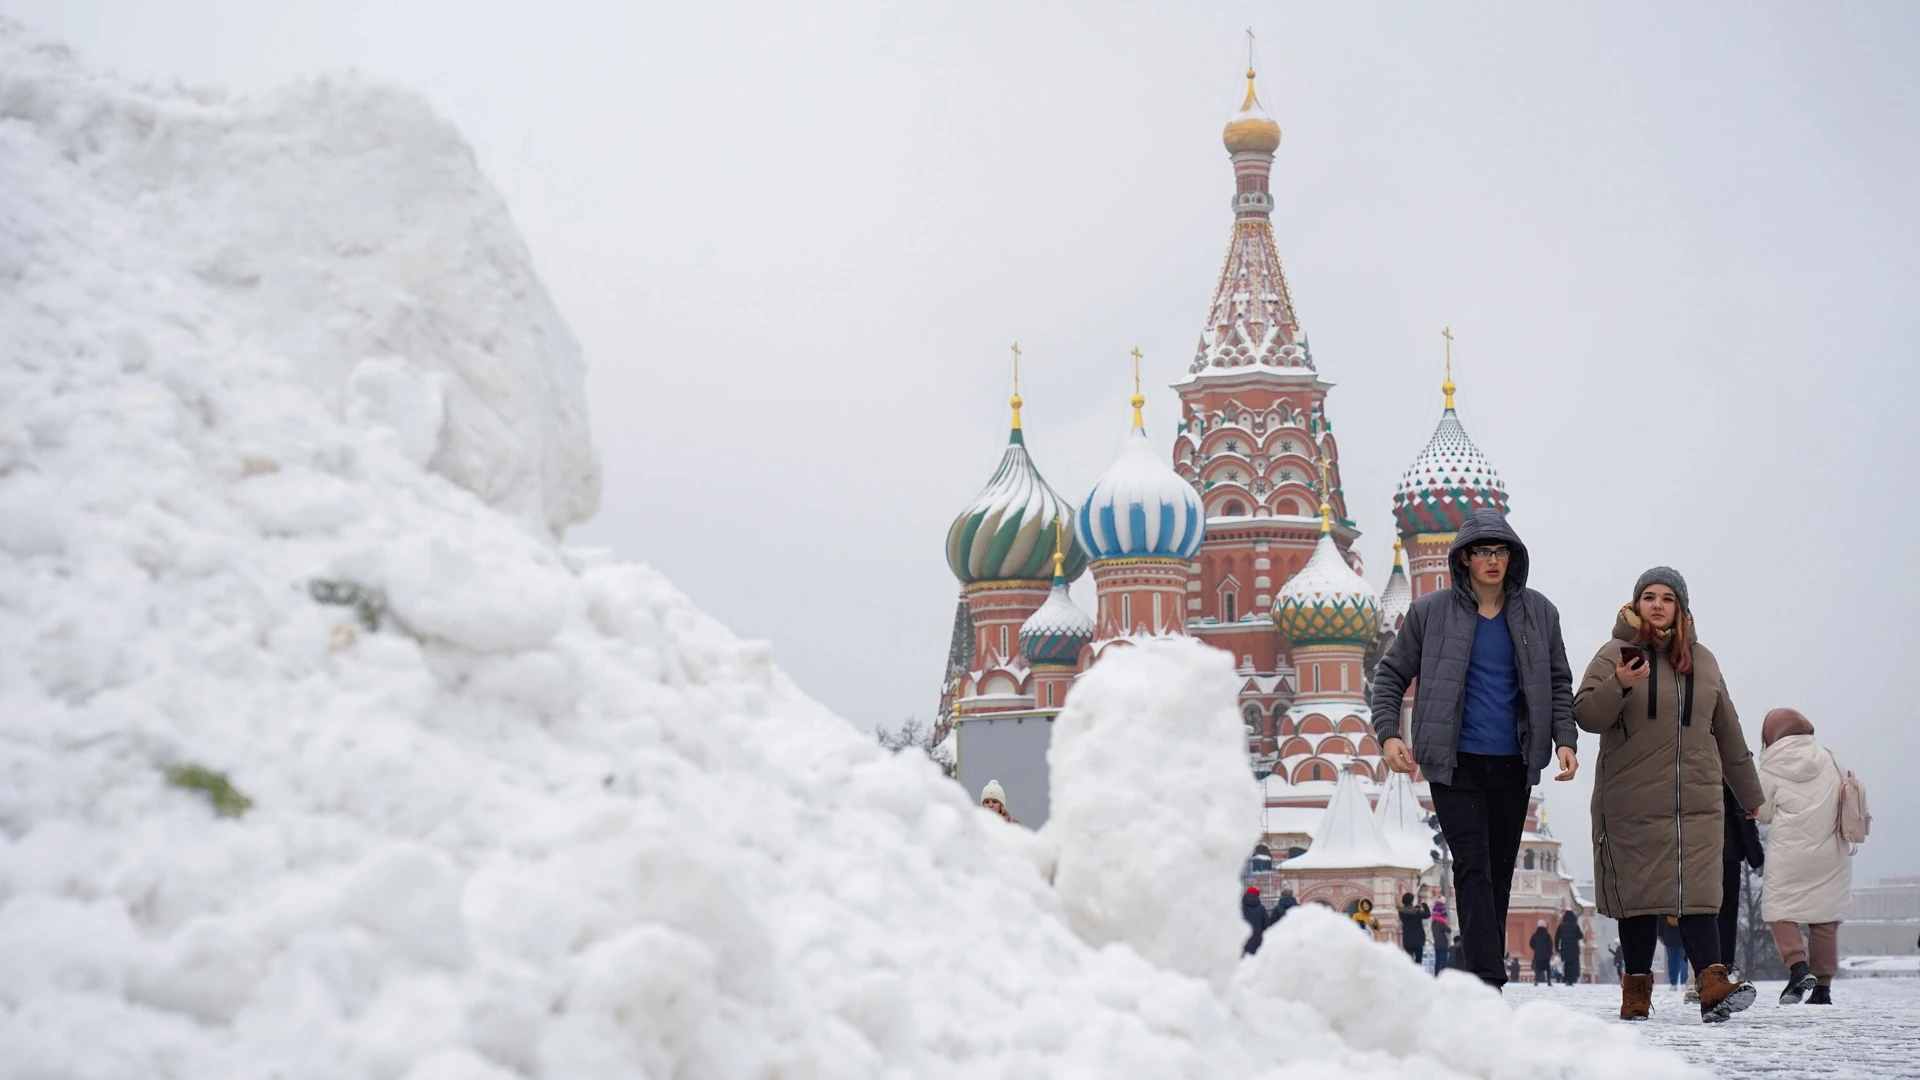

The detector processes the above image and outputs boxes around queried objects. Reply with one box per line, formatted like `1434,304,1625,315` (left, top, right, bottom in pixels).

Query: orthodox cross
1442,326,1457,409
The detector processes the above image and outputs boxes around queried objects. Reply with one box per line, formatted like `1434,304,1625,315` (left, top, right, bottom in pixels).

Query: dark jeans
1430,753,1530,987
1621,913,1720,976
1404,938,1424,965
1718,859,1743,970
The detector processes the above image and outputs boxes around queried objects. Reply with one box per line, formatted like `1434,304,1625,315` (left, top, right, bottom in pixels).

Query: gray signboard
955,712,1055,827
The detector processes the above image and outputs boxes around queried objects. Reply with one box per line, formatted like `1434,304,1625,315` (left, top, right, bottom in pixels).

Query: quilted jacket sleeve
1369,600,1423,744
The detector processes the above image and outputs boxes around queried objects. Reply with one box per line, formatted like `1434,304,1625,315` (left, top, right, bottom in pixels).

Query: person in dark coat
1270,888,1299,922
1507,955,1521,983
1555,910,1584,984
1241,886,1269,956
1370,510,1580,990
1719,783,1764,974
1396,891,1431,966
1529,920,1554,984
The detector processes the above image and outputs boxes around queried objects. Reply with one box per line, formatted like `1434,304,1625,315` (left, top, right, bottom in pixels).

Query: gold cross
1441,326,1457,409
1011,342,1022,396
1130,346,1143,395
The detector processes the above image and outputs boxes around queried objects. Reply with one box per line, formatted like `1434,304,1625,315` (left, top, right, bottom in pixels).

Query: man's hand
1383,737,1416,774
1554,745,1579,781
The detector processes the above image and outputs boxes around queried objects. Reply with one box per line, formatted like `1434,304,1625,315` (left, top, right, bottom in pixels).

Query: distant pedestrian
1610,939,1623,979
1351,898,1381,939
1555,910,1584,984
979,780,1019,825
1506,956,1521,984
1429,897,1451,971
1573,567,1763,1023
1719,782,1766,977
1241,885,1270,956
1757,708,1853,1006
1396,891,1430,966
1529,920,1553,984
1271,887,1299,923
1370,510,1579,990
1660,916,1688,989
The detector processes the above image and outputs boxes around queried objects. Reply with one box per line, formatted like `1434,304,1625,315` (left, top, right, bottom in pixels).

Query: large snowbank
0,23,1703,1079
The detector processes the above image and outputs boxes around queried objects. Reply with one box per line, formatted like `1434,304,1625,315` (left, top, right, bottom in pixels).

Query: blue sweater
1459,611,1523,755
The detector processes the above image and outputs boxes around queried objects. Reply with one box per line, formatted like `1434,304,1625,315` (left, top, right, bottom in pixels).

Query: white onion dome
947,403,1087,585
1273,505,1382,646
1076,394,1205,563
1020,550,1094,665
1391,382,1508,539
1379,540,1412,634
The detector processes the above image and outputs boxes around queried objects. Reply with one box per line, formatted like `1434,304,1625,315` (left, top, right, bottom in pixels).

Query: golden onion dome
1222,68,1281,155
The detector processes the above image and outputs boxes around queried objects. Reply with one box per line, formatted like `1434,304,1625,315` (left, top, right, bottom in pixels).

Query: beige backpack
1827,750,1871,851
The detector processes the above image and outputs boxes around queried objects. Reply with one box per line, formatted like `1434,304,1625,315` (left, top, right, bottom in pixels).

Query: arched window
1523,850,1536,870
1312,764,1324,782
999,626,1008,659
1223,593,1238,622
1121,595,1132,630
1224,500,1245,517
1241,704,1262,731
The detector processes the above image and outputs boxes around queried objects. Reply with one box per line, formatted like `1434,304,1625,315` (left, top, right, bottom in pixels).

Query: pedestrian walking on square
1756,708,1853,1006
1430,897,1451,971
1718,782,1766,978
1241,885,1270,957
1506,955,1520,984
1660,916,1688,990
1271,887,1299,923
1370,509,1580,990
1610,939,1623,979
1529,920,1553,984
1351,897,1381,939
1556,910,1584,984
979,780,1019,825
1397,891,1430,966
1574,567,1764,1023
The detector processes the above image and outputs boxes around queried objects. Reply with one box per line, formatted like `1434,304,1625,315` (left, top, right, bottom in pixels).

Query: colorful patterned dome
1077,394,1205,563
1273,507,1381,646
1020,550,1093,665
1391,388,1508,539
1379,540,1412,634
947,408,1087,585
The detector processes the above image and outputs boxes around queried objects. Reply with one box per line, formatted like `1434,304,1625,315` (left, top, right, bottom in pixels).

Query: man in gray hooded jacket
1370,508,1579,988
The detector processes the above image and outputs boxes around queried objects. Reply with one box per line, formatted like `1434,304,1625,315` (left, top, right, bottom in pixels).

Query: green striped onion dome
1272,531,1382,646
947,428,1087,585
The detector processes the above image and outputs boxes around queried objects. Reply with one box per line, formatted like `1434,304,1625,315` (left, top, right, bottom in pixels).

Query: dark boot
1698,964,1757,1023
1620,974,1654,1021
1807,984,1833,1005
1778,961,1816,1004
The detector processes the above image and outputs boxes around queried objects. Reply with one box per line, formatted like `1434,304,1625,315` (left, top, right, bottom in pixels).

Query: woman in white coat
1756,708,1851,1005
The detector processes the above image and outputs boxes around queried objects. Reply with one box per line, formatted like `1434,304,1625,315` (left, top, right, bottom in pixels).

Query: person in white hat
979,780,1017,824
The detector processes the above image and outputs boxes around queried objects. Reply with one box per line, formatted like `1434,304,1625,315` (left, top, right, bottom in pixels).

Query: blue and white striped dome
1077,411,1206,563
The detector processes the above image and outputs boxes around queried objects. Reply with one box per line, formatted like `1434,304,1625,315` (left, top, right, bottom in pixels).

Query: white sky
17,0,1917,885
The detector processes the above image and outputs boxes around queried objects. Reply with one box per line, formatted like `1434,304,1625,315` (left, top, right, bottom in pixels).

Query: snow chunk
1044,638,1262,985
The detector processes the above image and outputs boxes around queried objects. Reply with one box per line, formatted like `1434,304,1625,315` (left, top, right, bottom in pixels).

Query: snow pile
1043,638,1262,985
0,24,1704,1080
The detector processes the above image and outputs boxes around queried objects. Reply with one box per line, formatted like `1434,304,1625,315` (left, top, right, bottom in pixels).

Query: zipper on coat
1666,648,1685,914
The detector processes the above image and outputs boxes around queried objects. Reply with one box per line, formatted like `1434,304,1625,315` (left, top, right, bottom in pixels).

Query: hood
1760,733,1828,784
1448,508,1529,598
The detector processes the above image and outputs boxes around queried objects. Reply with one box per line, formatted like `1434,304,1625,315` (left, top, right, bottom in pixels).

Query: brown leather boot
1697,963,1756,1023
1620,974,1654,1021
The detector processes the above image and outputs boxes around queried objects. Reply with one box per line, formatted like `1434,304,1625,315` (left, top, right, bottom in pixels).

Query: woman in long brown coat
1573,567,1764,1024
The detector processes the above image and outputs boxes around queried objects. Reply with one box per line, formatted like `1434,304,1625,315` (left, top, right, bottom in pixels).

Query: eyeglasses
1467,547,1512,562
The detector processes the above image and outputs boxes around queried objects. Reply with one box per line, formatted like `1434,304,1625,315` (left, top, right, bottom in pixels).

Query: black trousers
1430,753,1531,987
1620,913,1720,975
1718,859,1743,970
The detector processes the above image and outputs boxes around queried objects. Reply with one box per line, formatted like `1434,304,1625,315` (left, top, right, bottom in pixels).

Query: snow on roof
1373,770,1436,869
1282,770,1427,871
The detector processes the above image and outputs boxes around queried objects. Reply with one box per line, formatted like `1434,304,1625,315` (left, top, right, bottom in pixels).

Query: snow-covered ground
1503,979,1920,1078
0,20,1747,1079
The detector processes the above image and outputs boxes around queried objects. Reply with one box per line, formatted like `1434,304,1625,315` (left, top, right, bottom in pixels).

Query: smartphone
1619,645,1647,668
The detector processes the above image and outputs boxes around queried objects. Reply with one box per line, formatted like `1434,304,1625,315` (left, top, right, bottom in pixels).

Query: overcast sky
20,1,1917,885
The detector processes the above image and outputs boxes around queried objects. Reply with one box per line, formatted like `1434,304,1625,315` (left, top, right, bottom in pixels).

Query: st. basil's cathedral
937,63,1597,975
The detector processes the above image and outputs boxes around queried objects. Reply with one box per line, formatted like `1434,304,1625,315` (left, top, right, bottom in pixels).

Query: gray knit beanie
1632,566,1689,611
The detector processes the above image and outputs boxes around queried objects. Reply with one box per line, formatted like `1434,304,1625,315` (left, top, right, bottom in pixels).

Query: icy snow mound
1044,638,1262,986
0,24,1703,1080
0,25,598,537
